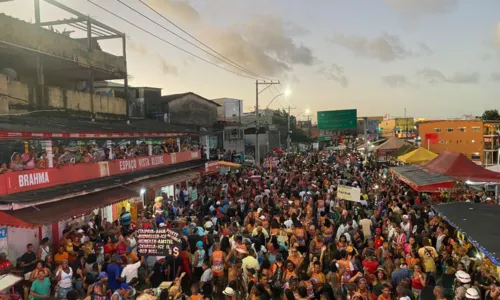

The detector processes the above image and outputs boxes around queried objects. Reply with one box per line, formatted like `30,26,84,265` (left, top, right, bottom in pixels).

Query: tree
272,109,311,144
481,109,500,121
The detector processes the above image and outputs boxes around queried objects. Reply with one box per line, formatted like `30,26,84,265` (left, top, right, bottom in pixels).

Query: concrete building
158,92,220,128
418,120,500,166
357,118,380,139
94,81,162,118
380,118,416,138
212,98,243,123
0,2,129,118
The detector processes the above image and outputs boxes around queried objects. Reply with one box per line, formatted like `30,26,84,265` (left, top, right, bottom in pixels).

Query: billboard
317,109,357,130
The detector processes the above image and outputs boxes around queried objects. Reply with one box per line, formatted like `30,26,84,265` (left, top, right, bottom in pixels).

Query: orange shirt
54,252,68,264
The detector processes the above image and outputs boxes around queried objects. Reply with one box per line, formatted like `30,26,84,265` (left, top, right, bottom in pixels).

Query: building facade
418,120,500,166
357,118,380,139
380,118,416,138
212,98,243,123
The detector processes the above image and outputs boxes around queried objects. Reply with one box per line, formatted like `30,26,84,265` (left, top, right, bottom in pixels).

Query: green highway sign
317,109,357,130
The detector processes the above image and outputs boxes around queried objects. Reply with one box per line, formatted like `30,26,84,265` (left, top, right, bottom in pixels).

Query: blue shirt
391,268,410,286
120,212,131,227
107,263,122,291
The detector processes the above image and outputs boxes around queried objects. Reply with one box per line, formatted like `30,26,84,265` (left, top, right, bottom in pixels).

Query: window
433,128,441,133
446,128,454,132
471,126,480,132
458,127,466,132
471,153,480,160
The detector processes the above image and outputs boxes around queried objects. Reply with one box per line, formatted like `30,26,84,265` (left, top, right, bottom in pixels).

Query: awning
389,144,417,158
391,165,455,192
126,171,199,191
0,187,139,228
433,203,500,265
398,147,437,164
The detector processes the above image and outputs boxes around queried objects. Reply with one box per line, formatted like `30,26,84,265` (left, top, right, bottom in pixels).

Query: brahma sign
0,151,201,195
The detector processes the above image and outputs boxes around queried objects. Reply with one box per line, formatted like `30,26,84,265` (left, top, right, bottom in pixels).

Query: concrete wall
167,94,218,127
1,74,126,116
0,13,125,74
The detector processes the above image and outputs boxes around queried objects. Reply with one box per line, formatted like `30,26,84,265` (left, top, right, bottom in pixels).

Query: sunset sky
2,0,500,121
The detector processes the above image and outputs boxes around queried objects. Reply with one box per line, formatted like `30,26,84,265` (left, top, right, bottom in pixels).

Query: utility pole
364,117,369,161
255,80,280,165
404,108,408,141
287,105,296,150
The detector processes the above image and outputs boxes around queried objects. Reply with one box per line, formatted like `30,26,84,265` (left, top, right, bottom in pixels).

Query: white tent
487,165,500,173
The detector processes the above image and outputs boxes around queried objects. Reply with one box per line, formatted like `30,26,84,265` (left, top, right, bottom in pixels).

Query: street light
265,90,290,110
296,109,310,119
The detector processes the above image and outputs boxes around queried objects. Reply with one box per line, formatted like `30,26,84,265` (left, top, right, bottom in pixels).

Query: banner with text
137,228,182,257
0,151,201,195
337,185,361,202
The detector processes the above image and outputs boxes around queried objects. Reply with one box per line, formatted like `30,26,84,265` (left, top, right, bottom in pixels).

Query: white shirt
121,261,141,283
200,268,213,283
57,267,73,288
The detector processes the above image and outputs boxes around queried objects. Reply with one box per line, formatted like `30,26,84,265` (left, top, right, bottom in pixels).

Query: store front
125,170,200,207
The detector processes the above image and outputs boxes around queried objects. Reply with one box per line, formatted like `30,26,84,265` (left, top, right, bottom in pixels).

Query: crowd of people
0,140,201,174
2,147,497,300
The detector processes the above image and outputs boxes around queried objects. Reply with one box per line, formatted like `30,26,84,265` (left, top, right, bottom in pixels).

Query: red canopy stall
423,152,500,183
391,165,456,192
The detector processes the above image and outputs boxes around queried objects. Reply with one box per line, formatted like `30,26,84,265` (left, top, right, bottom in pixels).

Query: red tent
423,152,500,183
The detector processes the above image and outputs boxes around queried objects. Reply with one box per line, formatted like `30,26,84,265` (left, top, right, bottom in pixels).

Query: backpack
271,263,284,289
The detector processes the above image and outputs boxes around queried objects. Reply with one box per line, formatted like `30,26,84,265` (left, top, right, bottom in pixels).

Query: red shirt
374,236,384,249
362,260,379,275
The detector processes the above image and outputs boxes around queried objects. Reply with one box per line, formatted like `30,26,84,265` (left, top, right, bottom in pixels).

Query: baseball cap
120,283,132,290
98,272,107,279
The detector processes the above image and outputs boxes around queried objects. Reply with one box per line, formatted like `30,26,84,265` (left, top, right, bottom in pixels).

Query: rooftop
161,92,221,106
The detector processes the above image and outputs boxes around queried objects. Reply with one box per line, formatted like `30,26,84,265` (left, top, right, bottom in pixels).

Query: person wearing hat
222,286,236,299
465,287,481,300
111,282,132,300
454,270,472,300
86,272,108,296
193,241,206,282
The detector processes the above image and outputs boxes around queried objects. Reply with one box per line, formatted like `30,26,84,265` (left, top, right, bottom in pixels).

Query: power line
85,0,259,80
274,84,295,109
135,0,274,81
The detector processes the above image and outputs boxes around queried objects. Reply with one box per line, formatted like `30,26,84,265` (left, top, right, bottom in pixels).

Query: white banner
337,185,361,202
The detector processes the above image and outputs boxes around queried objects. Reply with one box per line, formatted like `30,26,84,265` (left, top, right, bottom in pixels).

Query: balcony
0,13,126,75
0,150,201,196
1,74,126,116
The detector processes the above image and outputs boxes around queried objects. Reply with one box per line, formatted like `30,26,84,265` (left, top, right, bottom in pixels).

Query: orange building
418,120,500,166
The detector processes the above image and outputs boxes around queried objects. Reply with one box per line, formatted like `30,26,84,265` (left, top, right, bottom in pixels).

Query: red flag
425,133,438,144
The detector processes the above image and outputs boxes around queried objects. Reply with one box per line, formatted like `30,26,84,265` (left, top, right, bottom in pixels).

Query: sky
2,0,500,121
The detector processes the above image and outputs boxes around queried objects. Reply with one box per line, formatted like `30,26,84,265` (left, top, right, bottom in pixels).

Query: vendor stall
433,202,500,280
391,165,455,192
397,147,437,164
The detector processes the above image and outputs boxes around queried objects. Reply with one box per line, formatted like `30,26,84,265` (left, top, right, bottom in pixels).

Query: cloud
482,53,493,62
147,0,200,23
385,0,458,16
201,15,316,77
381,74,411,88
491,72,500,81
418,43,433,56
416,68,480,84
160,60,178,75
128,39,178,75
329,33,431,62
317,64,349,88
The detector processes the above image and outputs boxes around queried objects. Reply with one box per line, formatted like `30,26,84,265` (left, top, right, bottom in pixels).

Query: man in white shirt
359,216,373,241
121,258,141,283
